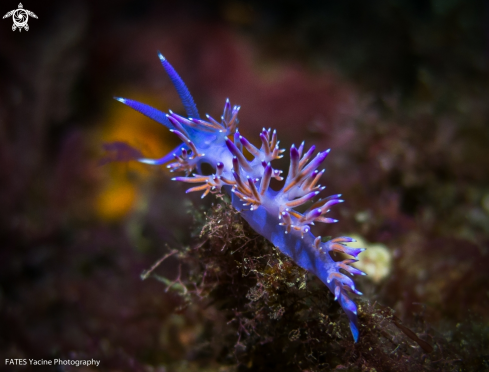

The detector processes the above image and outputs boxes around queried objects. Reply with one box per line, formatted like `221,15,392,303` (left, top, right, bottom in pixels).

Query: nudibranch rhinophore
115,53,365,342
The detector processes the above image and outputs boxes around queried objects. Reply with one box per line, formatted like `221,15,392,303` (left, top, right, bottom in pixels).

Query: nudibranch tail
114,53,365,342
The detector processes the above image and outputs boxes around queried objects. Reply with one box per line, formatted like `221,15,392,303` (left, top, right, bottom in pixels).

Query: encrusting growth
114,52,366,342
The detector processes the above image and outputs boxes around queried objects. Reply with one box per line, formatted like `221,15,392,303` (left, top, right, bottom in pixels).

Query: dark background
1,0,489,370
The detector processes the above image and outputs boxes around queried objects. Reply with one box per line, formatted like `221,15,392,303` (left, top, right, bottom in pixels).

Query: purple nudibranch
115,52,365,342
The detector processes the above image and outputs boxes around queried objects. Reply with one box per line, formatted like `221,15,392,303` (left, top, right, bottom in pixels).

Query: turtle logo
3,3,37,32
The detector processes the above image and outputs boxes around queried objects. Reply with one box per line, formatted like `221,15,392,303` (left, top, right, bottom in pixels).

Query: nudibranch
114,53,366,342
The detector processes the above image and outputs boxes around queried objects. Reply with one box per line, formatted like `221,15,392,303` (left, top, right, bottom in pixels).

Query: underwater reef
143,200,487,371
1,1,489,371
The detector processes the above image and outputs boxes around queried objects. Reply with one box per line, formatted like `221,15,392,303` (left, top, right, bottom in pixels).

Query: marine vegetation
115,53,365,342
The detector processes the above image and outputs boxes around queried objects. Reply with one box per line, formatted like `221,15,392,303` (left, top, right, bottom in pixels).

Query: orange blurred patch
96,180,137,221
95,92,176,221
102,93,175,176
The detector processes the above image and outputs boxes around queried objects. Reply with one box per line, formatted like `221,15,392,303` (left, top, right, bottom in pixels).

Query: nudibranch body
115,53,365,342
